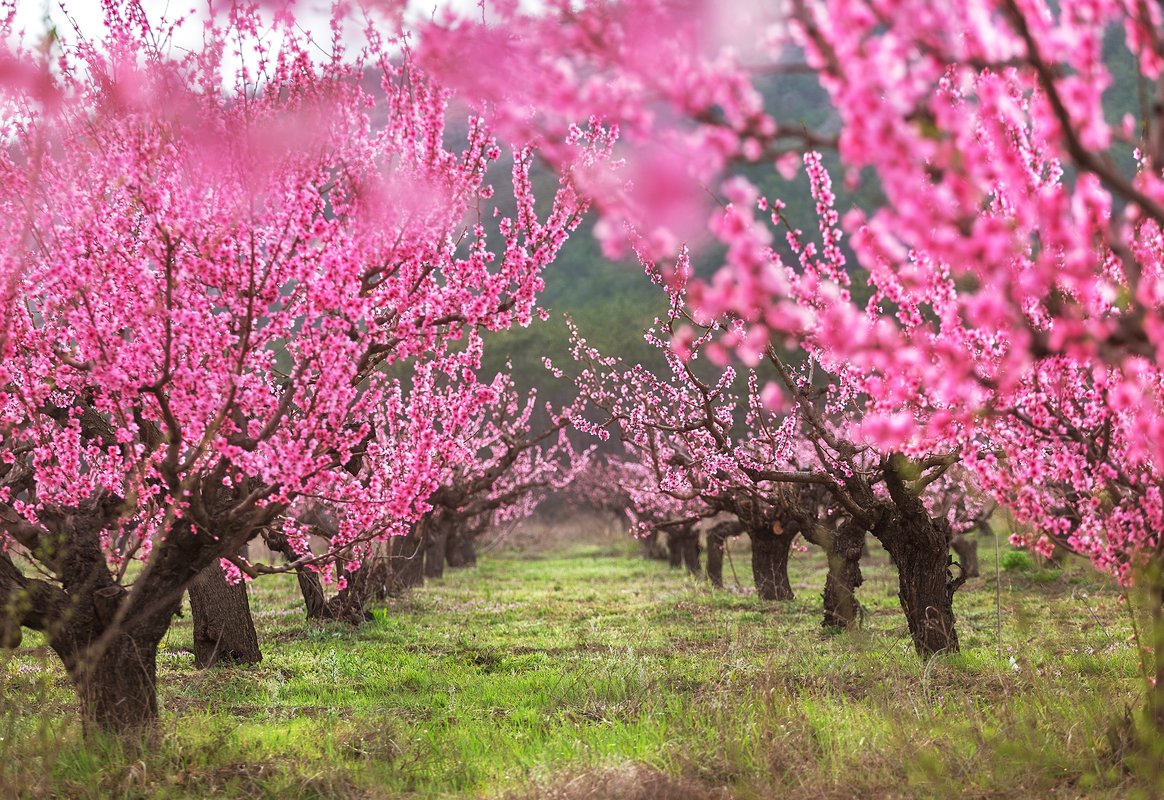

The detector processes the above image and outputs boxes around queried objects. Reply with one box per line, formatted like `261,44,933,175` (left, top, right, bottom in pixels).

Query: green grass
0,533,1160,799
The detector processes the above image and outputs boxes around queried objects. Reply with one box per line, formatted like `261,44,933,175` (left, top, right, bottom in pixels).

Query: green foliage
1002,549,1038,573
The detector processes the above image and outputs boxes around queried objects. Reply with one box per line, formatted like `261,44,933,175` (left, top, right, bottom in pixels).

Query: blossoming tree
414,0,1164,717
0,2,592,732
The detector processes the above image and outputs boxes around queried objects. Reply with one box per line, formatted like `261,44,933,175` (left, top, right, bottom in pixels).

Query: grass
0,527,1160,799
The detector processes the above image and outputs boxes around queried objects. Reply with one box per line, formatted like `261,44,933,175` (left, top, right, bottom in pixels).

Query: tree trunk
749,526,794,601
950,535,979,578
458,535,477,567
0,512,188,736
262,531,372,624
806,519,865,628
706,529,726,588
389,532,425,594
369,552,392,602
666,530,684,568
263,529,334,620
879,463,964,657
423,521,448,579
638,530,668,561
317,564,375,625
706,520,745,588
71,632,162,733
682,532,701,576
446,525,468,568
875,510,961,656
188,561,261,668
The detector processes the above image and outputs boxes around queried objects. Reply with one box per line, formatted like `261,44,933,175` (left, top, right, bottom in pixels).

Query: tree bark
638,530,668,561
705,520,744,588
875,510,961,656
666,530,684,568
262,531,373,624
423,520,449,579
950,534,980,578
663,525,701,575
749,525,795,601
706,528,726,588
1,548,181,734
188,560,261,669
73,631,163,733
682,532,701,576
805,519,865,628
877,462,964,657
369,551,392,602
445,524,468,568
319,564,375,624
389,530,425,594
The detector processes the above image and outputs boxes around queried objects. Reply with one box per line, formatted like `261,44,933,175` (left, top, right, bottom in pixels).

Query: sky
9,0,502,45
4,0,494,86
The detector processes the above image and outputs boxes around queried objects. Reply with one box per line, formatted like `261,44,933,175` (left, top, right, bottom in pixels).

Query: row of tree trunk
187,516,488,671
669,509,982,657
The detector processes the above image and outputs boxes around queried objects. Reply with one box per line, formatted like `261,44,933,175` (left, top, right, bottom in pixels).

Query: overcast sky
9,0,503,44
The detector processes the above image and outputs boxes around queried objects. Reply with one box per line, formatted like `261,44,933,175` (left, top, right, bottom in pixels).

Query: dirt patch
504,764,732,800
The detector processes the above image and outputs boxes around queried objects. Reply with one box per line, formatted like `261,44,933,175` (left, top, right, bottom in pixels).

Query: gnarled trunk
318,563,375,625
683,537,700,575
71,631,163,733
878,463,964,657
445,525,468,568
188,560,261,668
638,530,668,561
423,521,449,579
369,552,393,602
805,519,865,628
389,531,425,594
749,526,794,601
875,510,961,656
666,531,684,568
706,529,725,588
950,535,979,578
263,531,372,625
665,525,701,575
0,512,189,735
705,520,745,588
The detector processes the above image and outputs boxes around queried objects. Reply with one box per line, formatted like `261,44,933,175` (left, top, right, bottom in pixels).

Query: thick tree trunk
318,565,375,625
444,524,478,569
188,561,261,668
664,525,701,575
263,530,333,620
876,511,961,656
445,525,468,568
879,464,964,657
424,521,448,579
389,532,425,594
806,519,865,628
682,533,701,576
705,520,745,588
706,529,726,588
0,511,189,735
638,530,668,561
749,526,794,601
263,531,372,624
666,531,684,568
369,552,392,602
71,632,162,733
950,535,980,578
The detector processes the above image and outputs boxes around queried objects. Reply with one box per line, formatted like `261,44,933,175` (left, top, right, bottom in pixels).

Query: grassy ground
0,527,1160,799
